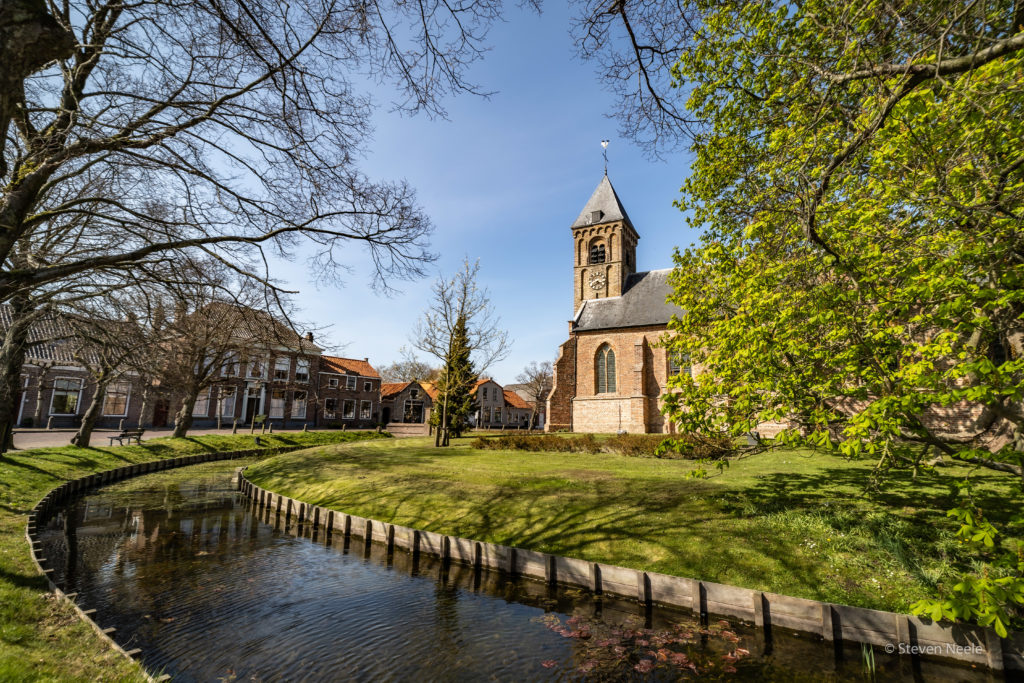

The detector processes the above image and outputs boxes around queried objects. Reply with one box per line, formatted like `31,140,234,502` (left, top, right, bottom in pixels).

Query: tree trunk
33,370,48,425
172,391,199,438
440,393,450,447
74,374,111,448
0,295,35,452
136,384,150,429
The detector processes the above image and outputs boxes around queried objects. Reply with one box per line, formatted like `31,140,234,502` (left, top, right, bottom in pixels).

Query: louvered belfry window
596,344,616,393
589,243,606,264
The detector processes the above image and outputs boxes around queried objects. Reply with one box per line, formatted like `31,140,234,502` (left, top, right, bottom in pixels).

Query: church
546,174,684,434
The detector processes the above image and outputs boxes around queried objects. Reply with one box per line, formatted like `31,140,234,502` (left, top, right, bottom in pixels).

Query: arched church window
596,344,616,393
589,243,606,264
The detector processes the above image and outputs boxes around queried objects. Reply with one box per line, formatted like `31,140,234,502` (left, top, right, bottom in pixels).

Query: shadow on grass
0,566,49,592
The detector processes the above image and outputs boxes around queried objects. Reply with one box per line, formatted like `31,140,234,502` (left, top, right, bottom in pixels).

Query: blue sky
273,5,701,382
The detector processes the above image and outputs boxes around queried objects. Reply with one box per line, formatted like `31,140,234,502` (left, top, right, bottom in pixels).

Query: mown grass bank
246,436,1022,617
0,430,386,682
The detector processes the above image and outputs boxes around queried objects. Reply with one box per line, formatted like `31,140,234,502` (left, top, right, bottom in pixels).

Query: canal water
37,461,989,681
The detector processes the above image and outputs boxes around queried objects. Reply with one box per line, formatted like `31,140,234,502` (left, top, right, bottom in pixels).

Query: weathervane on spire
601,139,609,175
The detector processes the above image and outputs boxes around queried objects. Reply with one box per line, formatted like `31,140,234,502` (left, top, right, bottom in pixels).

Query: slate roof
571,175,634,229
321,355,380,378
0,305,99,365
574,269,680,332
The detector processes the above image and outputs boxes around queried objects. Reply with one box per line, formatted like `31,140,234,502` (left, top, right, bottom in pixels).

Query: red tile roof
503,390,531,410
321,355,380,378
381,381,411,399
419,382,440,400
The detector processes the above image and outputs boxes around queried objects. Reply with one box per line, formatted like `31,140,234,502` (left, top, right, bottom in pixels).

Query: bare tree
0,0,519,443
379,347,440,383
413,259,510,446
514,360,552,429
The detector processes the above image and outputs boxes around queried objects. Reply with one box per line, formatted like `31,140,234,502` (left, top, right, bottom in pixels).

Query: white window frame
342,399,356,420
295,358,310,383
193,388,211,417
345,375,357,390
482,388,488,400
363,380,371,392
292,391,307,419
495,407,502,422
247,357,265,379
327,377,339,388
221,352,239,377
273,357,290,382
49,377,83,416
324,397,337,419
269,389,285,418
359,400,371,419
218,387,238,418
102,381,132,417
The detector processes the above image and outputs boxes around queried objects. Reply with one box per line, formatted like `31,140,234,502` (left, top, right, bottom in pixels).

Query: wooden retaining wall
238,470,1024,674
25,446,304,682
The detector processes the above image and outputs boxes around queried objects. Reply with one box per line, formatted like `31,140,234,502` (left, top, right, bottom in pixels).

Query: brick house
1,306,147,430
471,378,532,429
314,356,381,429
380,381,434,436
504,382,549,428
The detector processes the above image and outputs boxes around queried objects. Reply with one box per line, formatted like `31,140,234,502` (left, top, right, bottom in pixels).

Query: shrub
471,432,736,459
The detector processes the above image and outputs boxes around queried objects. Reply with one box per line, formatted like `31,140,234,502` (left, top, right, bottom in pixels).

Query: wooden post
232,419,238,434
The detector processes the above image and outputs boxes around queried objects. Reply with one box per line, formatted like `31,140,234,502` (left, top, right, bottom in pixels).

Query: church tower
571,175,639,313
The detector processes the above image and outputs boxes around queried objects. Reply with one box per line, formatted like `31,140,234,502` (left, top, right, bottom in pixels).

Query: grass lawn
0,430,387,682
246,435,1023,619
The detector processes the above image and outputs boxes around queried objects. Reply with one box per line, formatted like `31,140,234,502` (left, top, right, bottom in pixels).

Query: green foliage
437,314,477,438
663,1,1024,632
470,432,737,459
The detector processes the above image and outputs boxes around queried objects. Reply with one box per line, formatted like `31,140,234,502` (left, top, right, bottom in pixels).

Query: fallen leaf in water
634,659,655,673
160,617,175,623
540,660,557,669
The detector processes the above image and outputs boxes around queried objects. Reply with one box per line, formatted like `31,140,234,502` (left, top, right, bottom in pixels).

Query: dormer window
411,389,419,399
590,210,603,224
589,243,606,264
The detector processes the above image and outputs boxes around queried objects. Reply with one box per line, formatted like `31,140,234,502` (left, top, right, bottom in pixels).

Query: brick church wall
546,337,576,431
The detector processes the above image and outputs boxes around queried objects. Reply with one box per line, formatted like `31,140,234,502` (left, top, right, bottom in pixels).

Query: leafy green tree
659,1,1024,635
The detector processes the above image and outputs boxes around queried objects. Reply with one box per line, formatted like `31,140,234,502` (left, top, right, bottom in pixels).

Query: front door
153,399,169,427
382,406,391,424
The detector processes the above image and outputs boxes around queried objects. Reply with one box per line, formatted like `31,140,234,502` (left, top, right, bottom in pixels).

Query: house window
295,359,309,383
324,398,337,418
50,378,83,415
482,387,488,400
596,344,616,393
247,358,264,378
221,352,239,377
483,407,490,422
360,400,371,419
219,387,237,418
669,352,692,377
589,243,606,264
328,377,339,388
292,391,307,419
269,390,285,418
102,381,131,416
495,407,502,422
342,399,356,419
363,381,371,392
403,400,423,423
345,375,357,390
273,357,290,381
193,388,211,417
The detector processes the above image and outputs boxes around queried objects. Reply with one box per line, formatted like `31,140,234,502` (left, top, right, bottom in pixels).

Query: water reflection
38,463,989,681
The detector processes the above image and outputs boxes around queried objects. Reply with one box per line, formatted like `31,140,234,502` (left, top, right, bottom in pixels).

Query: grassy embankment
0,430,386,682
246,435,1022,617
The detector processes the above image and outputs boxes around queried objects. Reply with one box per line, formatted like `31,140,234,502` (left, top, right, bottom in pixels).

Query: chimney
364,357,368,362
305,332,314,342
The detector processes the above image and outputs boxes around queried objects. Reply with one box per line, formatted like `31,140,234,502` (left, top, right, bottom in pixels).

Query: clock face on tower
589,272,607,291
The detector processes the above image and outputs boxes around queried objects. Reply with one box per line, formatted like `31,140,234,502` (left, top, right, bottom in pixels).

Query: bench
108,429,145,446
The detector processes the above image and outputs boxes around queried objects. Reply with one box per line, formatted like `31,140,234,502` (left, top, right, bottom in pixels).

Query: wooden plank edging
236,469,1017,672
